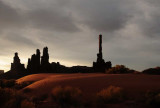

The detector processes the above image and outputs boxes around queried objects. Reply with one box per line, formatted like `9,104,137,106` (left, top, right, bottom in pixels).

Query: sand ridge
17,73,160,99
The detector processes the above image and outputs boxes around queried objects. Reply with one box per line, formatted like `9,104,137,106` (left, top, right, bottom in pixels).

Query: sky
0,0,160,72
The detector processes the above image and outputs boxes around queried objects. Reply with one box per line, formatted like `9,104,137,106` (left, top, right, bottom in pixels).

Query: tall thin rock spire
93,34,112,72
41,47,49,65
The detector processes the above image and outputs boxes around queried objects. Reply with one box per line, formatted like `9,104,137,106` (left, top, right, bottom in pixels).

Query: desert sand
17,73,160,100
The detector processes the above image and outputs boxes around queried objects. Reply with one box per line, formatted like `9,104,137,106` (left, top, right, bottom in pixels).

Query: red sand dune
17,73,160,100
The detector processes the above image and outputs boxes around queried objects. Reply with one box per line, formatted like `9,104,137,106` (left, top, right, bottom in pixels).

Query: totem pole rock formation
41,47,49,65
93,34,112,72
11,52,25,72
27,58,31,71
9,35,111,75
36,49,41,68
26,47,52,73
27,49,41,73
41,47,51,72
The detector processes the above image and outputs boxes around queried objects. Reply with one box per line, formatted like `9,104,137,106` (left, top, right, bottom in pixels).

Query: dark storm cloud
147,0,160,6
1,0,160,36
0,0,135,33
3,32,38,47
0,0,79,32
131,1,160,38
1,0,160,71
28,9,79,32
70,0,134,32
0,1,25,29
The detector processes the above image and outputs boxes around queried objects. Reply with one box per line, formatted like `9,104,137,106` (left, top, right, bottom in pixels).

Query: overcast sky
0,0,160,72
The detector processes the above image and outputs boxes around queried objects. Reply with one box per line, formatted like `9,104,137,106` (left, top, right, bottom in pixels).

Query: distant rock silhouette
0,53,27,79
93,34,112,72
28,49,41,73
41,47,49,65
30,54,36,73
10,35,111,75
11,52,25,72
36,49,41,70
41,47,52,72
0,34,113,79
27,58,31,72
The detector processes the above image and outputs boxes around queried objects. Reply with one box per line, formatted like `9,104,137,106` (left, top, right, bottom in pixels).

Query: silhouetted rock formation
1,36,113,79
0,52,27,79
25,46,93,73
30,54,36,73
26,47,52,73
41,47,49,65
25,47,92,73
41,47,52,72
69,66,92,73
11,53,25,72
50,62,92,73
27,58,31,72
27,49,41,73
8,35,111,75
36,49,41,69
51,62,61,73
93,34,112,72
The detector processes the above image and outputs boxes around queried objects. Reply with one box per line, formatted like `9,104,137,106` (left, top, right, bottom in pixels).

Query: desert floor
17,73,160,100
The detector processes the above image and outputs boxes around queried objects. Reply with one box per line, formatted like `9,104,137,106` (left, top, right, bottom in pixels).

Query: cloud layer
0,0,160,71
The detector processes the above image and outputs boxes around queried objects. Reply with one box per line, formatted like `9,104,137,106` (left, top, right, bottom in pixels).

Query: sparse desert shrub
0,87,34,108
4,98,18,108
51,86,82,107
37,94,48,101
23,88,32,93
0,87,15,106
106,65,135,74
15,81,33,89
96,86,125,104
4,98,34,108
4,98,22,108
0,79,16,88
21,100,35,108
145,91,160,108
30,94,48,108
31,94,48,103
3,89,27,108
4,79,16,88
142,67,160,75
